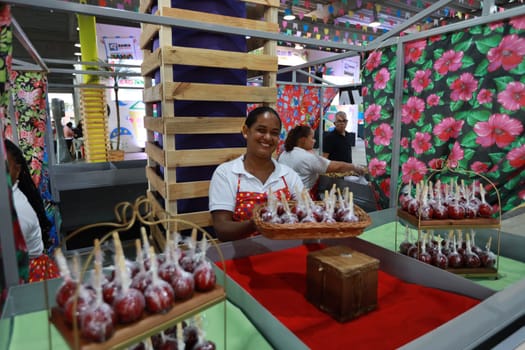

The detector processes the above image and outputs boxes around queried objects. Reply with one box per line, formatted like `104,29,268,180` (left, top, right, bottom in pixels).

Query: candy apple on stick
180,229,199,273
193,238,216,292
341,191,359,222
399,180,413,211
431,237,448,269
399,225,412,255
447,234,464,268
407,182,420,215
144,246,175,314
80,239,116,342
131,239,151,293
170,242,195,301
279,191,299,224
448,183,465,219
478,184,493,218
64,253,95,326
418,234,432,264
479,236,497,268
159,232,179,282
112,232,145,323
299,191,316,223
55,248,78,309
418,184,433,220
464,233,481,268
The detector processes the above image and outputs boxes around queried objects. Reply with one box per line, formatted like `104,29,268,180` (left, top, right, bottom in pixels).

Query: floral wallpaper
0,4,28,304
363,16,525,214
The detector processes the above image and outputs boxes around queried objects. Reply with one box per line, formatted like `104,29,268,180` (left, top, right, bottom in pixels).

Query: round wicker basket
253,204,372,240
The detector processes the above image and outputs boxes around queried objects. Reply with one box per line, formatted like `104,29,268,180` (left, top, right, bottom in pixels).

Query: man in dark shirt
323,111,355,163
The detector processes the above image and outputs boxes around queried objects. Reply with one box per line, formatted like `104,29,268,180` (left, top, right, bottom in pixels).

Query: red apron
232,175,291,223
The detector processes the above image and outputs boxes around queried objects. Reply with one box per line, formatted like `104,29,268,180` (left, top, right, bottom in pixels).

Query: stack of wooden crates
139,0,279,245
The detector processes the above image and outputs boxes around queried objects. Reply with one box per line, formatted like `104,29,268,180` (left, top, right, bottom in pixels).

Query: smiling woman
208,107,304,241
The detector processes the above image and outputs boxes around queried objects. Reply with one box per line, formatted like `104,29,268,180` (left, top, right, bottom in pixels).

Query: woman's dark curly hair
284,125,312,152
5,139,51,244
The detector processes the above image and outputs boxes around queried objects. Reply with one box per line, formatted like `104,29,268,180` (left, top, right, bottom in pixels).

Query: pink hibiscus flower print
470,161,490,173
411,69,431,93
433,50,463,75
450,73,478,102
447,141,464,168
401,96,425,124
380,178,390,196
373,123,393,146
506,144,525,168
364,104,382,124
428,158,445,170
487,34,525,72
404,40,426,64
411,132,432,154
510,15,525,30
497,81,525,111
362,86,368,97
400,137,409,148
0,5,10,26
401,157,427,184
365,50,382,71
433,117,464,142
368,158,387,177
477,89,493,104
426,94,440,107
374,68,390,90
474,113,523,148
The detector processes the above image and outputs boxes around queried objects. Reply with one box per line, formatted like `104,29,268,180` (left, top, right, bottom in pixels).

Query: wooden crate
306,246,380,322
139,0,279,240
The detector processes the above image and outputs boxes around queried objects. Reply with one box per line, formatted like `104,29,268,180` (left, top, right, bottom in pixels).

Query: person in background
5,139,58,282
279,125,366,199
73,120,83,139
323,111,356,163
63,121,75,157
209,106,304,241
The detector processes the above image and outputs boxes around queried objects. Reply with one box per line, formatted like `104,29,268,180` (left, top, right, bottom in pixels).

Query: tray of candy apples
50,229,223,349
398,179,500,228
253,187,372,240
398,227,498,276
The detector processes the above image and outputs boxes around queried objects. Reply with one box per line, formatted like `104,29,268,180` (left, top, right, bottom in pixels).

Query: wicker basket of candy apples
254,186,372,240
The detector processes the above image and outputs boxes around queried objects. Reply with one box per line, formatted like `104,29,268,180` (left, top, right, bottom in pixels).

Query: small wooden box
306,246,379,322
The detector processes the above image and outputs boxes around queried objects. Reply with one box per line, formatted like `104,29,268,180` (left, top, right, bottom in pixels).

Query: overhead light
74,52,82,56
295,43,304,50
283,7,296,21
245,35,251,39
76,26,79,31
369,6,381,28
74,43,81,48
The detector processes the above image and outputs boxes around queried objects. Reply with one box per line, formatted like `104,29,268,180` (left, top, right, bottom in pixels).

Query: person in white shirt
209,107,304,241
278,125,366,199
5,140,48,258
5,140,59,283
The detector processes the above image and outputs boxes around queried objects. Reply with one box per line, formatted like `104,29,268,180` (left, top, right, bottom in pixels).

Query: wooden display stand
79,87,110,163
139,0,279,244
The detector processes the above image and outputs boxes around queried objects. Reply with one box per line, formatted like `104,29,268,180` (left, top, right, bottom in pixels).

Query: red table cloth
218,244,480,350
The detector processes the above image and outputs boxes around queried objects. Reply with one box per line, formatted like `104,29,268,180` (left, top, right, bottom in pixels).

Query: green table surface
360,222,525,291
7,300,272,350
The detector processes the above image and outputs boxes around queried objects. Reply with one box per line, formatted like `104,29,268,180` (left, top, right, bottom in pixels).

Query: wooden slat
240,0,280,7
165,82,277,103
143,117,164,133
162,46,277,72
145,141,166,167
143,84,163,103
161,7,279,33
168,180,210,200
173,211,212,230
139,0,154,13
141,48,161,76
166,148,245,167
146,166,167,199
140,22,161,50
165,117,245,134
